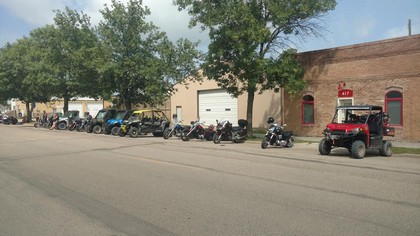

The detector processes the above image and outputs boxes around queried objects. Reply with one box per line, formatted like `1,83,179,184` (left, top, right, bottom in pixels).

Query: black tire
379,140,393,157
93,125,102,134
118,127,126,137
129,127,139,138
286,138,294,148
213,133,221,144
69,124,75,131
319,138,332,155
57,122,67,130
181,130,190,141
261,137,270,149
163,128,171,139
34,123,38,128
103,127,111,135
76,125,83,132
111,126,120,136
351,140,366,159
86,124,93,133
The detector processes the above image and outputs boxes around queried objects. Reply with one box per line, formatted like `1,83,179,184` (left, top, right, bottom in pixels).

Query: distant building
10,97,112,119
170,34,420,142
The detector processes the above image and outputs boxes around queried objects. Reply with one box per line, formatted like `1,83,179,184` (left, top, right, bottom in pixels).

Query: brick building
285,34,420,142
170,34,420,142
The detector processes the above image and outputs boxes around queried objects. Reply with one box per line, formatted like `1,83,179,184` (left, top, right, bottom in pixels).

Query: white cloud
0,0,208,48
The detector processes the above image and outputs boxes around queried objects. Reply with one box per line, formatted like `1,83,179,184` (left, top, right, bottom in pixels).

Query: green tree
37,7,102,114
0,38,52,121
174,0,336,134
97,0,203,109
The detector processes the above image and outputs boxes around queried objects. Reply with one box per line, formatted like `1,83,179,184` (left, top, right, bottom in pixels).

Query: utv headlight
323,127,331,134
351,128,361,134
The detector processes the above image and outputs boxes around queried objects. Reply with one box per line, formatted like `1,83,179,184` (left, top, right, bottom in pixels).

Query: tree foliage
174,0,336,133
38,7,102,113
97,0,203,109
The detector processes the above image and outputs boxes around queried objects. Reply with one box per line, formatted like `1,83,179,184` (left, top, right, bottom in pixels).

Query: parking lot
1,125,419,235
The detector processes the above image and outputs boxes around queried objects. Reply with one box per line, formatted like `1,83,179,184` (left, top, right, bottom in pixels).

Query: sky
0,0,419,52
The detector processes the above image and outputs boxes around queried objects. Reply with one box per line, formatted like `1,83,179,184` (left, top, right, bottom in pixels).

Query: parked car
118,109,169,138
86,109,118,134
103,110,133,135
319,105,395,159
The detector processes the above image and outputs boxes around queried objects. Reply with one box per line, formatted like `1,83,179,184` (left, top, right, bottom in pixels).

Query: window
302,95,314,125
385,91,403,126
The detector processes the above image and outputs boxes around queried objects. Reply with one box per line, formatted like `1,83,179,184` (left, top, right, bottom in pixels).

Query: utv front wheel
57,122,67,130
111,126,119,136
379,140,393,157
129,127,139,138
351,140,366,159
319,138,332,155
93,125,102,134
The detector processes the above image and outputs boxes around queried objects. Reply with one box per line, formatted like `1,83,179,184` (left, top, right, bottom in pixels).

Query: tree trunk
123,94,132,110
63,97,69,114
25,102,31,123
246,88,255,137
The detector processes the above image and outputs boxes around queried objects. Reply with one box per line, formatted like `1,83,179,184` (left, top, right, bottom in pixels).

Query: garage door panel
199,90,237,126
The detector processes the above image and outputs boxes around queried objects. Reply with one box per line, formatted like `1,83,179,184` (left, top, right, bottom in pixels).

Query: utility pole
408,19,412,36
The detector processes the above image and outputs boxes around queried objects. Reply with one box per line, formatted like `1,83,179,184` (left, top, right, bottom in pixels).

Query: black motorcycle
3,115,18,125
181,120,214,141
213,119,248,144
261,123,294,149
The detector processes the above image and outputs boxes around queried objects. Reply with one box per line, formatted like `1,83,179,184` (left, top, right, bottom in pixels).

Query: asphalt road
1,125,419,236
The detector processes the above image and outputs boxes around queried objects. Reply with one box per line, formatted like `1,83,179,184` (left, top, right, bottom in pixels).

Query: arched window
302,95,314,125
385,91,403,126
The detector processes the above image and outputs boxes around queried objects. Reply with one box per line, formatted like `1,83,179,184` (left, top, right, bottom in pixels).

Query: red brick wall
285,35,420,142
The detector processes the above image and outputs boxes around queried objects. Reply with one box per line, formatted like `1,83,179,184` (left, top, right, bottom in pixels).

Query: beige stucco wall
171,79,283,128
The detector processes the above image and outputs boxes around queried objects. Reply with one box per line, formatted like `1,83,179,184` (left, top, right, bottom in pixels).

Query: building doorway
337,98,353,123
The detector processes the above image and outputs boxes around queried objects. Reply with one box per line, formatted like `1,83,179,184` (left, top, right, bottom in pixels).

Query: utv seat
368,116,380,136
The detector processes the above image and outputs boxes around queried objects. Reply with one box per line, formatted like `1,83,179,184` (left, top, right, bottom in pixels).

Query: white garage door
86,102,103,118
198,89,238,126
68,102,83,116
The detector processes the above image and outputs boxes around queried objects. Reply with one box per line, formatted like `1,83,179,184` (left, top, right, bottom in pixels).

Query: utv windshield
332,107,381,124
95,111,106,119
114,111,126,120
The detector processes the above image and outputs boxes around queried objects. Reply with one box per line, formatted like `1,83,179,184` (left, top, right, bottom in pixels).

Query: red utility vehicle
319,105,395,159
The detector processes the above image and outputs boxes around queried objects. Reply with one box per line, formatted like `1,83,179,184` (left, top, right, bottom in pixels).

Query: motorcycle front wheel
213,133,221,144
181,131,190,141
163,128,171,139
261,137,270,149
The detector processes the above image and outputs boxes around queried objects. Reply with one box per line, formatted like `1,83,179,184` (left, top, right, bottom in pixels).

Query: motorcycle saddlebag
282,131,293,139
238,119,248,128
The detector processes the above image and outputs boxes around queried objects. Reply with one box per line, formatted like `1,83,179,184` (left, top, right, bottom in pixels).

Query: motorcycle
3,115,18,125
180,120,215,141
76,118,90,132
34,117,48,128
68,119,82,131
261,123,294,149
163,121,184,139
213,119,248,144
